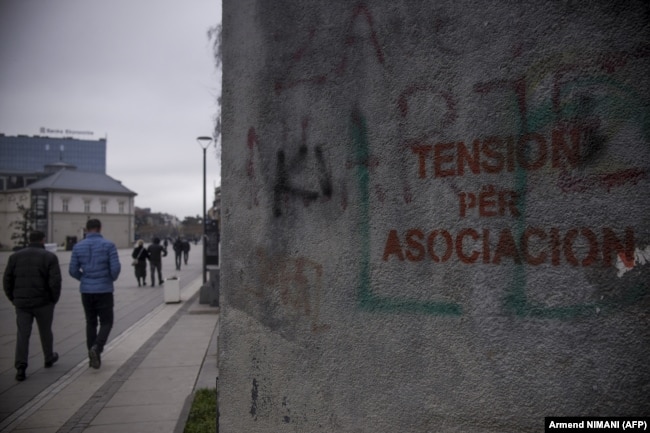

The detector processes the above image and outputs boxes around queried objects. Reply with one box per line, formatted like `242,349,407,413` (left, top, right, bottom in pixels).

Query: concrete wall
219,1,650,431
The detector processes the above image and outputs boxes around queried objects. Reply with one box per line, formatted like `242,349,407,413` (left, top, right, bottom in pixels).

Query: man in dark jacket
172,238,183,271
181,238,191,265
147,237,167,286
69,219,120,369
3,231,62,381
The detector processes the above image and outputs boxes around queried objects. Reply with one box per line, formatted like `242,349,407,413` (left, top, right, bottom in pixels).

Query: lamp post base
199,268,220,306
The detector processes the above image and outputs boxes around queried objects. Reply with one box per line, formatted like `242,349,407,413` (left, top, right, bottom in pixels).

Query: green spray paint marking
504,73,649,319
350,109,461,316
350,109,372,306
503,80,530,317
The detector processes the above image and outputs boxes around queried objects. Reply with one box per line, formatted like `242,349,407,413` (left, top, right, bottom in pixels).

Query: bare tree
207,23,223,159
9,203,35,249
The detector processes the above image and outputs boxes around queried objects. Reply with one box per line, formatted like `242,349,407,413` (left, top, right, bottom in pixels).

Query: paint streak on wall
617,245,650,278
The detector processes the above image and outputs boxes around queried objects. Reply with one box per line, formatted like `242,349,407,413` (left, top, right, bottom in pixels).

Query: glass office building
0,134,107,173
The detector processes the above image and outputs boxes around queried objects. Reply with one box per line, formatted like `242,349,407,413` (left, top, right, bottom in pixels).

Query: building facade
1,168,136,249
0,133,106,175
1,134,135,249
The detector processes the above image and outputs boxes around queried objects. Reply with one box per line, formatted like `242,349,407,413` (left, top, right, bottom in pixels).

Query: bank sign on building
0,134,136,249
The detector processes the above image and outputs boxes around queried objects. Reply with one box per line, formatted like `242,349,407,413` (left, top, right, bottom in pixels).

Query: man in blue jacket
69,219,121,369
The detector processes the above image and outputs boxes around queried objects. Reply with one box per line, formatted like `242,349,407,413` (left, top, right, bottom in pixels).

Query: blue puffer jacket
69,233,121,293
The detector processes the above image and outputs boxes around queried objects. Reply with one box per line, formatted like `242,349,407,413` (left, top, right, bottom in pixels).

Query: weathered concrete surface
219,1,650,431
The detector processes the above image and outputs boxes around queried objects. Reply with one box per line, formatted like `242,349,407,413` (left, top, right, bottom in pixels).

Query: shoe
89,346,101,369
45,352,59,368
15,367,26,381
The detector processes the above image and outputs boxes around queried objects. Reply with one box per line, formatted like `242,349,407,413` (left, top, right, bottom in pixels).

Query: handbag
132,246,144,266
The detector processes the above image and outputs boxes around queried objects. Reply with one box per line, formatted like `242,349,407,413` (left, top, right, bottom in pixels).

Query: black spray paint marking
250,378,258,419
274,145,333,217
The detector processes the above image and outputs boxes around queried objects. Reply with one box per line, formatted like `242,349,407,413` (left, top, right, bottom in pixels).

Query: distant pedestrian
147,237,167,286
131,239,149,286
3,231,62,381
181,238,191,265
173,238,183,270
69,219,121,370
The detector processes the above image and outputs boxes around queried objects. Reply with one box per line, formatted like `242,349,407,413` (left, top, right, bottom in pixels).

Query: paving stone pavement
0,245,219,433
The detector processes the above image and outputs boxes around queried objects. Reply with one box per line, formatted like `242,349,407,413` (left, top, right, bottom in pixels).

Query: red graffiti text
382,226,635,267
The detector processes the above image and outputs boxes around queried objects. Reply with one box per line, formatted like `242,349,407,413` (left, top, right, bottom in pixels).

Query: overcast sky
0,0,222,220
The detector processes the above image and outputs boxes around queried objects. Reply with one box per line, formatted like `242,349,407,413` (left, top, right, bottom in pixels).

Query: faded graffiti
473,47,650,317
274,3,384,94
616,246,650,278
246,120,335,217
398,85,457,145
246,3,649,318
249,354,273,421
250,378,259,418
247,248,330,332
246,127,261,209
351,109,462,316
411,127,594,179
382,227,635,267
352,105,647,317
274,119,333,217
557,168,647,193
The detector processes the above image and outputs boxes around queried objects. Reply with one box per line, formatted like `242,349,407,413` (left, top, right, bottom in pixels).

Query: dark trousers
183,251,189,264
15,303,55,369
150,261,163,285
81,292,114,353
175,253,182,270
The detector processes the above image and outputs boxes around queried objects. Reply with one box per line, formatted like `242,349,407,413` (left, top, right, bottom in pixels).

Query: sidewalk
0,274,219,433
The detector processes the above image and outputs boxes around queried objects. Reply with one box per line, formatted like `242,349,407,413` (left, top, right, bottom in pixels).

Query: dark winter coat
132,245,149,263
3,243,62,309
173,239,183,255
147,243,167,263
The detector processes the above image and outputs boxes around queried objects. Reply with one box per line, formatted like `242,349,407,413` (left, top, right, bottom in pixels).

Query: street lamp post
197,136,212,284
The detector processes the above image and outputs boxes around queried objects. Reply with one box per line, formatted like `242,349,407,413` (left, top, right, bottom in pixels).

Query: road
0,243,203,424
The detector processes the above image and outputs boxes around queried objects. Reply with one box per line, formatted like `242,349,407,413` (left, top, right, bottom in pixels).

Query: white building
0,166,136,249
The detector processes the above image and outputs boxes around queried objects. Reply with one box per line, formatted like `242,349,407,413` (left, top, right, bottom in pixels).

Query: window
84,200,91,213
118,201,125,214
101,200,107,213
62,199,69,212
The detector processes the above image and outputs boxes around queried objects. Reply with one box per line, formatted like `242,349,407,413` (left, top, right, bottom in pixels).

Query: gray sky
0,0,222,220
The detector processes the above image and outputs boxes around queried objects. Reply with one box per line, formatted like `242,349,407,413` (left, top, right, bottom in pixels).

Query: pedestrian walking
147,237,167,286
132,239,149,286
69,219,121,369
181,238,191,265
3,231,62,381
173,238,183,270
